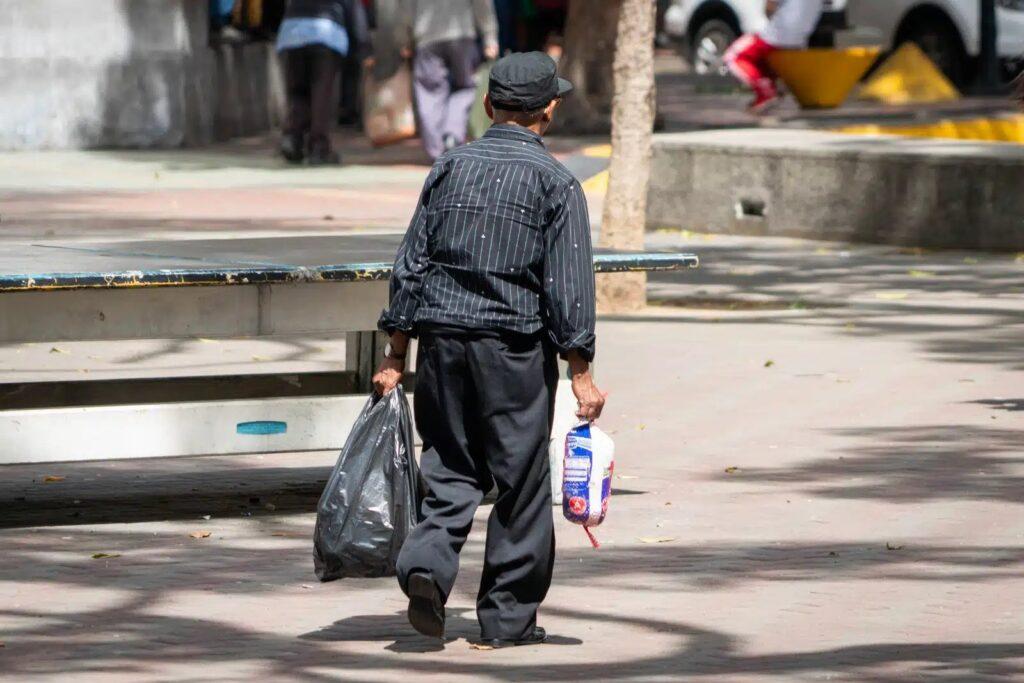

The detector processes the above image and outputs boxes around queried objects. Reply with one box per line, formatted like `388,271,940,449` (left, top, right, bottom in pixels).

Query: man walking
373,52,606,647
401,0,500,159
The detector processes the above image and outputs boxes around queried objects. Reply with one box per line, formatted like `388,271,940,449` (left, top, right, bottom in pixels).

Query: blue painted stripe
236,421,288,436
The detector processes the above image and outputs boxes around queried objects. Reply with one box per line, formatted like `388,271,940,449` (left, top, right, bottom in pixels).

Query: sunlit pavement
1,119,1023,681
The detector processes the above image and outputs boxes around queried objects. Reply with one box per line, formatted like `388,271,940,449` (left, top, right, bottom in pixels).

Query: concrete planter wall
646,129,1024,251
0,0,284,150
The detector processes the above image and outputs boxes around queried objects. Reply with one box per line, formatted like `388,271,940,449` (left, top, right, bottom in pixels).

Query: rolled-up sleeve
542,180,596,362
378,162,445,335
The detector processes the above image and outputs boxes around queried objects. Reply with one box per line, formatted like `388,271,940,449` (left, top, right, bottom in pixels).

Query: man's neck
496,121,545,136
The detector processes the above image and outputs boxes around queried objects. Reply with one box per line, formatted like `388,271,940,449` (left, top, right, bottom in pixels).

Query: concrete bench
0,235,698,464
646,129,1024,251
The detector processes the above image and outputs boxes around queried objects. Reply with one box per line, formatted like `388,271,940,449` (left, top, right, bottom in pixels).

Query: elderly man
373,52,606,648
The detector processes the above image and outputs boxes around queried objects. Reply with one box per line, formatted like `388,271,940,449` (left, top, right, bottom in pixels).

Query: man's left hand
373,356,405,395
483,44,499,61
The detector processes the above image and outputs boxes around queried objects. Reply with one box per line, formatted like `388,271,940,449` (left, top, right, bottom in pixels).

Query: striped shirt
379,124,596,361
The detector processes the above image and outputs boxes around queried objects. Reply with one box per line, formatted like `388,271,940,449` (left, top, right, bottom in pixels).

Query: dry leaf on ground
189,530,212,539
91,553,121,559
875,291,909,300
724,466,740,474
764,360,775,368
43,475,65,483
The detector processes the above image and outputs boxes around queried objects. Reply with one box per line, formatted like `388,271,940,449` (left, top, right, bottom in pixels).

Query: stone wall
0,0,283,150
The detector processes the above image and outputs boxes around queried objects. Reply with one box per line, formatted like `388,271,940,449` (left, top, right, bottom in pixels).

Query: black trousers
396,328,559,640
282,44,341,151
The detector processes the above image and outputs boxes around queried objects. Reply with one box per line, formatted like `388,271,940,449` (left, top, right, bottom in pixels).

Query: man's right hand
373,356,404,396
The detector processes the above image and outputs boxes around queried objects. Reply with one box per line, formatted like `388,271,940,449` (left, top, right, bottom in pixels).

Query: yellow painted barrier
837,115,1024,144
856,43,959,105
767,46,882,109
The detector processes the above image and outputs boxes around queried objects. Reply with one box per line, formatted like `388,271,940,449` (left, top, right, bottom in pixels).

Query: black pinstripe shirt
379,124,596,361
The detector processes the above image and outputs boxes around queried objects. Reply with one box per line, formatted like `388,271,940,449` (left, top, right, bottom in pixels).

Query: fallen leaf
764,360,774,368
43,476,65,483
251,355,270,362
470,642,495,651
724,466,740,474
196,337,218,344
844,322,856,330
875,291,908,300
664,502,672,506
885,542,904,551
201,515,211,520
907,269,936,278
49,346,68,354
827,551,838,557
189,530,211,539
322,214,334,221
300,584,313,590
91,553,121,560
639,536,676,544
637,424,646,431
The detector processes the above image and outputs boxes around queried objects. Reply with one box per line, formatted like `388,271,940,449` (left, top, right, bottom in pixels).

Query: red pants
724,34,778,101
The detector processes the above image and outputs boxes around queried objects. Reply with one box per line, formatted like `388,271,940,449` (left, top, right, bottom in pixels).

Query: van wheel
899,18,969,87
689,18,740,77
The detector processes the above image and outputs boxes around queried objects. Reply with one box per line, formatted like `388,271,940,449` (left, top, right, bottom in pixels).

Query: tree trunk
554,0,620,135
596,0,656,313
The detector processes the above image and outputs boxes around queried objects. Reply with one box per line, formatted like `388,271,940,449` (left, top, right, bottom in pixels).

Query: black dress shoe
480,626,547,649
306,147,340,166
279,134,304,163
406,573,445,639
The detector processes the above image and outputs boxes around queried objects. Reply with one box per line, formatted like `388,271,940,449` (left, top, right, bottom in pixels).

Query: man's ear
484,94,494,121
542,98,559,123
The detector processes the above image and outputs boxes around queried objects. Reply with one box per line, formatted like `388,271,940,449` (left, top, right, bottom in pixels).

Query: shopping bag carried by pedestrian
560,422,615,549
467,61,493,141
313,387,423,581
362,61,418,147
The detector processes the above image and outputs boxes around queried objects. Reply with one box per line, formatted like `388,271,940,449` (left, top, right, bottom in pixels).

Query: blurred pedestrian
402,0,499,159
276,0,371,165
724,0,824,113
493,0,519,54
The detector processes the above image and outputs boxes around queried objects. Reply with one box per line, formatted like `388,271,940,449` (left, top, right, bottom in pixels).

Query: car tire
899,18,970,87
688,18,740,77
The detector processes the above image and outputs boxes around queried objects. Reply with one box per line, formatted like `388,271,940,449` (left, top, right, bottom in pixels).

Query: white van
664,0,1024,85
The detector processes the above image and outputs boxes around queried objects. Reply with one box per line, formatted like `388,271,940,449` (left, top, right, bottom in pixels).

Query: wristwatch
384,343,407,361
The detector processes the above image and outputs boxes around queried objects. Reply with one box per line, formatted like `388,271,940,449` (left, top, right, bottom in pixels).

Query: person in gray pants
401,0,499,159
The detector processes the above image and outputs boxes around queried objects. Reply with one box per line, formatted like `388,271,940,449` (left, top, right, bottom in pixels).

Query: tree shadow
645,238,1024,371
713,424,1024,504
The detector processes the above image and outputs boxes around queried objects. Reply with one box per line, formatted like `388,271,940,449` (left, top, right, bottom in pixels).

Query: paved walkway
1,123,1023,681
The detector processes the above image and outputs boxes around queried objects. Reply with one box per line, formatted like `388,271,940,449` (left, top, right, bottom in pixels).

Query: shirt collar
483,123,545,146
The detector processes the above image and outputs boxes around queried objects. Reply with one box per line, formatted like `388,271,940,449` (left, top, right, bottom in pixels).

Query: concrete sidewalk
1,112,1023,681
1,231,1022,681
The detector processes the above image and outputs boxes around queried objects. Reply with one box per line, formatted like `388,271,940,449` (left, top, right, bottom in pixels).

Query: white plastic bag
560,422,615,548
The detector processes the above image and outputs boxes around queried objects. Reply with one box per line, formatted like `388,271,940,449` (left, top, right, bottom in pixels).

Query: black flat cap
488,51,574,112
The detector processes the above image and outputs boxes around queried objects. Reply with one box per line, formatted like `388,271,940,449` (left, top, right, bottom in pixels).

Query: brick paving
2,241,1023,680
1,87,1023,680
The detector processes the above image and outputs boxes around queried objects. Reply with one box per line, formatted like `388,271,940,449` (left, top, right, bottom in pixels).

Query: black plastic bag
313,387,422,581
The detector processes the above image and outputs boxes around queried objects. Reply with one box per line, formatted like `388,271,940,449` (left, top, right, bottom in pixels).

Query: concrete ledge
646,129,1024,251
0,0,283,150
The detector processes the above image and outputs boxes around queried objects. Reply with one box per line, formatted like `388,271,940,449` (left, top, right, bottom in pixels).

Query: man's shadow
300,610,582,653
